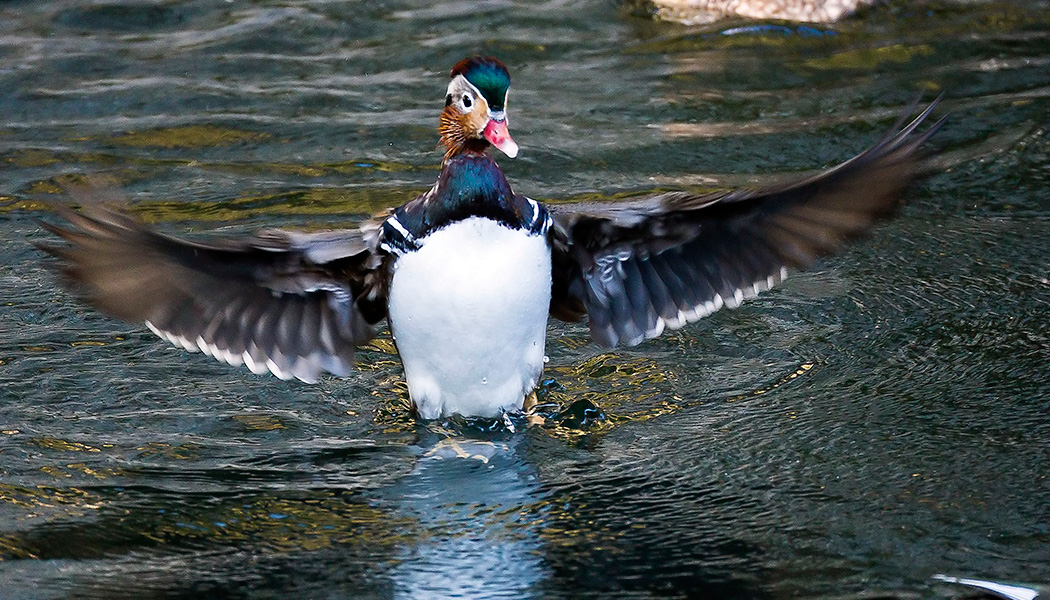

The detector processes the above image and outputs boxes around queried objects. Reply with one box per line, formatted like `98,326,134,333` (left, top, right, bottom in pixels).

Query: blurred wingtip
32,174,136,233
56,173,131,206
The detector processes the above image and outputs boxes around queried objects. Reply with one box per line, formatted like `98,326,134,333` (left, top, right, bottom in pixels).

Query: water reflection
0,419,556,598
379,431,549,598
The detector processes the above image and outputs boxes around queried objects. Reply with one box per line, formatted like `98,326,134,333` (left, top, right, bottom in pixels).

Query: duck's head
439,56,518,162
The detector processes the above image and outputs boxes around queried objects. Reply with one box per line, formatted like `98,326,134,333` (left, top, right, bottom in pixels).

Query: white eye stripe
445,75,487,113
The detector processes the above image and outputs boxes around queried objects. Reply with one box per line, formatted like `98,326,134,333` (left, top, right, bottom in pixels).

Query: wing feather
39,204,388,383
550,99,946,347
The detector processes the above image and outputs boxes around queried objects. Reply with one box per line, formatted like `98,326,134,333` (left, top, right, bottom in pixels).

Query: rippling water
1,1,1048,598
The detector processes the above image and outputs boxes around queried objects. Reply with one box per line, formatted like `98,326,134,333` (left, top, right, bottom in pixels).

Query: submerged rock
643,0,873,24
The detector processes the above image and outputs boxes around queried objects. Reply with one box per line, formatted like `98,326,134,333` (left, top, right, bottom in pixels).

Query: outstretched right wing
548,100,946,347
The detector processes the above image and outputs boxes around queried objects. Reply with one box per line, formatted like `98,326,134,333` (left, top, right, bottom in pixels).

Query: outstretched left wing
549,101,945,348
39,204,391,383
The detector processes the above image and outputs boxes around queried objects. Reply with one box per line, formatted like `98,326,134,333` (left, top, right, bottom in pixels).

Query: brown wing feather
38,204,389,383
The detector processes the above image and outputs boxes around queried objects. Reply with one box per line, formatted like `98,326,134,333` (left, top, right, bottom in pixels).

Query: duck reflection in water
377,431,550,598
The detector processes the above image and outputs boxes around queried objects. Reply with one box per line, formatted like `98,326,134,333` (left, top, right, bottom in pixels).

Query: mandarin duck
40,56,944,420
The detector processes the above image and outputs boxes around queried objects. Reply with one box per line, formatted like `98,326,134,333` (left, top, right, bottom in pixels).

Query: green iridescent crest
450,56,510,110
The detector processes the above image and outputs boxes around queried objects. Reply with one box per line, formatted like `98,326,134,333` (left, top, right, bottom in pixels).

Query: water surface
1,1,1049,598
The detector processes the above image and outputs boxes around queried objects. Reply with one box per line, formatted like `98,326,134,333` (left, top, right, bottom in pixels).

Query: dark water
2,1,1049,598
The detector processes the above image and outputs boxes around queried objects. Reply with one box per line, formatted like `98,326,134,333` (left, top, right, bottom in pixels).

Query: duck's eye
462,94,472,108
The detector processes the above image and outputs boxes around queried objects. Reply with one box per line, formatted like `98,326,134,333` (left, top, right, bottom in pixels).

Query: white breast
387,217,552,419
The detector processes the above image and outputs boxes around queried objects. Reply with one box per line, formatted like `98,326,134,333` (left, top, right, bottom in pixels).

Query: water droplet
481,378,488,385
542,355,550,363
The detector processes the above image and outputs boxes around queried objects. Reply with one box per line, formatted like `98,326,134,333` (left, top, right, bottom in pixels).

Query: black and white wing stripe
39,205,389,383
550,100,946,348
521,195,553,236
